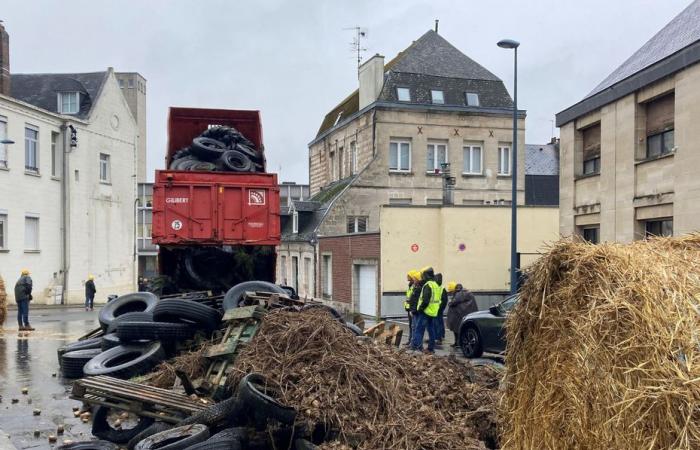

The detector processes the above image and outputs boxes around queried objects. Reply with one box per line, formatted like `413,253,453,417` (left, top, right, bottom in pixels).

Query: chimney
0,22,9,96
358,53,384,110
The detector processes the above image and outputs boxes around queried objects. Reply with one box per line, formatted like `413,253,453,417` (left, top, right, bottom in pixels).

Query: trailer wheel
218,150,253,172
239,373,296,427
57,440,119,450
98,293,158,329
92,405,155,444
134,424,209,450
191,137,227,161
153,299,222,331
83,342,165,379
223,281,286,311
60,348,103,378
116,321,195,342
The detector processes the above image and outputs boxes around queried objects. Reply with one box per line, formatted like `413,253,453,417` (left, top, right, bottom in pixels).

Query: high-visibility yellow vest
419,280,441,317
404,285,413,311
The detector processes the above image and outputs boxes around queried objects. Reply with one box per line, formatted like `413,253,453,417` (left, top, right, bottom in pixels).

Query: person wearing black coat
446,284,477,347
85,275,97,311
14,269,34,331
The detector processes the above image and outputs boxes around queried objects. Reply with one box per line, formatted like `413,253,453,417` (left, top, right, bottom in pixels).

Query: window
397,87,411,102
118,78,125,88
581,123,601,175
389,198,412,205
280,255,287,285
431,90,444,104
128,79,134,88
0,117,7,168
51,132,59,177
644,219,673,238
347,216,368,233
426,142,447,173
25,127,38,173
338,147,344,179
334,112,343,126
24,216,39,251
645,93,674,158
330,151,336,180
462,144,482,174
292,210,299,234
426,198,443,205
582,226,599,244
389,140,411,172
322,254,332,296
465,92,480,106
291,256,299,291
498,145,511,175
350,141,357,174
99,153,111,182
58,92,79,114
304,257,312,296
0,213,7,249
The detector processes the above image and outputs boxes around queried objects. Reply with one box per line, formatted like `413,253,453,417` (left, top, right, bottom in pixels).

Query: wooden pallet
71,375,209,423
363,321,403,347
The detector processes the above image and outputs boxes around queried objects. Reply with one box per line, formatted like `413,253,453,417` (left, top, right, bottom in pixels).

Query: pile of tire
169,126,264,173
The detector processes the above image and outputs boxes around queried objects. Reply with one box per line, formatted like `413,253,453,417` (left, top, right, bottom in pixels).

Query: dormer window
431,90,445,104
397,87,411,102
334,111,343,126
465,92,480,106
292,210,299,234
58,92,80,114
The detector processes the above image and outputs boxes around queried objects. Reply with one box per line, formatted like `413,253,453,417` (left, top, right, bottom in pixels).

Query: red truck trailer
152,107,280,293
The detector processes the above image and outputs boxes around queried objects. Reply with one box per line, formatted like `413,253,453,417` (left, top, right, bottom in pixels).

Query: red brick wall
318,233,380,305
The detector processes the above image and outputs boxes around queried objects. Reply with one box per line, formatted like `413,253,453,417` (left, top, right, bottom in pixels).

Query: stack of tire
169,126,264,173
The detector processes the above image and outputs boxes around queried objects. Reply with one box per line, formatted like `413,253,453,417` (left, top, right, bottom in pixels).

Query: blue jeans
410,312,436,352
17,300,29,327
435,312,445,341
85,296,94,309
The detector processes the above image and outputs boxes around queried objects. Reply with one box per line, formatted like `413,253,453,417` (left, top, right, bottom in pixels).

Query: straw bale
501,236,700,450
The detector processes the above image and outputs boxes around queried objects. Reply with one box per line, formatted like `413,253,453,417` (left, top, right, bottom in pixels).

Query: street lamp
497,38,520,295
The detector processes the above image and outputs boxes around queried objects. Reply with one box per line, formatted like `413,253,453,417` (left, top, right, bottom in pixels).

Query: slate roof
316,30,513,138
525,143,559,175
10,71,108,119
280,179,350,242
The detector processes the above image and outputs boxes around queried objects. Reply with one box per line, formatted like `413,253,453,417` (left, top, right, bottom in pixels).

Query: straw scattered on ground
501,235,700,450
0,274,7,327
231,309,501,450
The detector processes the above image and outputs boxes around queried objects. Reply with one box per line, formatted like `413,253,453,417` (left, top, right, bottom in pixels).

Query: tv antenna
344,26,368,79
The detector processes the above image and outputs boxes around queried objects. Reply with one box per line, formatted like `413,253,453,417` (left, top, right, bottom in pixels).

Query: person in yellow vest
404,270,422,346
410,267,440,353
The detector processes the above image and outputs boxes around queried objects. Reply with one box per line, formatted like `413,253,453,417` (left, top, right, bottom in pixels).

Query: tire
57,441,119,450
300,304,343,322
190,137,227,161
127,422,173,450
61,348,102,378
342,322,363,336
238,373,296,426
218,150,252,172
172,148,191,160
101,333,124,351
92,405,155,444
99,293,158,329
186,432,243,450
179,396,244,428
106,312,154,333
170,155,197,170
294,439,319,450
460,325,484,358
233,143,261,163
223,281,286,311
135,424,209,450
153,299,222,331
83,343,165,379
58,337,102,360
116,321,195,342
189,161,218,171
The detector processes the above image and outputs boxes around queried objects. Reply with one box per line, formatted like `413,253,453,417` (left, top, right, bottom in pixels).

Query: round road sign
410,243,419,253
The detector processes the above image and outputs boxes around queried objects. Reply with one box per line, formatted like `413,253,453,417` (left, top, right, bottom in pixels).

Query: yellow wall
380,206,559,292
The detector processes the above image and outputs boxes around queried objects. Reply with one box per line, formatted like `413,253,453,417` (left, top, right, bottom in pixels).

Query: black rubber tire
101,333,124,351
83,343,165,379
172,148,191,160
218,150,253,172
189,161,218,171
234,143,261,162
58,337,102,360
127,422,173,450
186,431,244,450
92,405,155,444
179,396,244,428
191,137,227,161
460,325,484,358
202,126,255,149
153,299,222,331
106,312,154,333
135,424,209,450
99,293,158,329
170,155,197,170
223,281,287,311
57,441,119,450
238,373,296,426
300,304,344,322
294,439,319,450
343,322,363,336
116,321,195,342
61,348,102,378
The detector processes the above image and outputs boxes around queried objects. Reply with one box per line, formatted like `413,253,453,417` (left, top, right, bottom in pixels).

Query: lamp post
497,38,520,295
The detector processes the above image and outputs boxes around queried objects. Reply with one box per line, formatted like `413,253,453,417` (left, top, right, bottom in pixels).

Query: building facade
137,182,158,280
115,72,147,182
556,1,700,242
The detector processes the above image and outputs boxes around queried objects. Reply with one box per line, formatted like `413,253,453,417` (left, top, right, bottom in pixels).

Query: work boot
24,324,35,331
18,325,26,331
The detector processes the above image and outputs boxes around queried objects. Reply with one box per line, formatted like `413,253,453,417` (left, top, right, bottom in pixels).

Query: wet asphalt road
0,307,98,449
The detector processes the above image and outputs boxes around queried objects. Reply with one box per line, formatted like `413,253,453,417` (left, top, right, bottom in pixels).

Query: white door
358,265,377,316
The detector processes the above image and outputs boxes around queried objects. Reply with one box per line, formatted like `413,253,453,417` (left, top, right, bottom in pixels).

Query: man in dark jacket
434,273,449,345
446,283,477,347
14,269,34,331
85,275,97,311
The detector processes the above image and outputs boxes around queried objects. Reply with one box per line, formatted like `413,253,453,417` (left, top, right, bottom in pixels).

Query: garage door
357,265,377,316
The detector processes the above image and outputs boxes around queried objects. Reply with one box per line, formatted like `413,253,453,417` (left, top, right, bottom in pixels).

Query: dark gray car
458,294,518,358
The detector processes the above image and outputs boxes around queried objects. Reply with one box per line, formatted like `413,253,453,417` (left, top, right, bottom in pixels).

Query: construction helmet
408,270,421,282
21,268,29,275
447,281,457,292
88,274,95,280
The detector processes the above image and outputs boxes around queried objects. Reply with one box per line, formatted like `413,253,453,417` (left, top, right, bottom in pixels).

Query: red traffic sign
410,243,419,253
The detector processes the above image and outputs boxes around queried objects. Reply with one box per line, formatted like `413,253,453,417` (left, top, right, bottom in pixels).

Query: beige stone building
556,1,700,242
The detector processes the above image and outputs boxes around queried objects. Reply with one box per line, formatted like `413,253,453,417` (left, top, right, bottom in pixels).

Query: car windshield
499,295,518,313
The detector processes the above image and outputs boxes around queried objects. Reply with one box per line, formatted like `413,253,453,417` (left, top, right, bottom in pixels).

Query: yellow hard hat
447,281,457,292
21,268,29,275
408,270,421,282
88,274,95,280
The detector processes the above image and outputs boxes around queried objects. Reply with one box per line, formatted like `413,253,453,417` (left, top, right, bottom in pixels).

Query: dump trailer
152,107,280,294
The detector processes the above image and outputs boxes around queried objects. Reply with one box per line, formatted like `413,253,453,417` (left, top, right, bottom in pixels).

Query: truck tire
61,348,103,378
106,312,154,333
238,373,296,426
186,430,244,450
83,343,165,379
100,333,124,351
153,299,222,331
57,337,102,360
223,281,286,311
343,322,363,336
57,441,119,450
218,150,252,172
134,424,209,450
116,321,195,342
99,293,158,329
127,422,173,450
92,405,155,444
300,304,344,322
179,396,244,428
233,143,262,163
189,161,218,171
170,155,197,170
191,137,227,161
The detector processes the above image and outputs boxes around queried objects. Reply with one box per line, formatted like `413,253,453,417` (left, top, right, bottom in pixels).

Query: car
458,294,518,358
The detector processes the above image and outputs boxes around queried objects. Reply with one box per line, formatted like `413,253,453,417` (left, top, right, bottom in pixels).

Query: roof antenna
344,26,368,79
435,19,439,33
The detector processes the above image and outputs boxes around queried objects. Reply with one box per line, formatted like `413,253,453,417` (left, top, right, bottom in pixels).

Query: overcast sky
3,0,691,183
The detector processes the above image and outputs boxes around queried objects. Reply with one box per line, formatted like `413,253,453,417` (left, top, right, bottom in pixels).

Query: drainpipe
60,122,71,304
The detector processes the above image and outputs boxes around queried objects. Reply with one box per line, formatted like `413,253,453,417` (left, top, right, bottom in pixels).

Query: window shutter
646,94,674,135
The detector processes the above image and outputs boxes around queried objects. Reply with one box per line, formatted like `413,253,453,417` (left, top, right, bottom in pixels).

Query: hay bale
501,236,700,450
0,274,7,327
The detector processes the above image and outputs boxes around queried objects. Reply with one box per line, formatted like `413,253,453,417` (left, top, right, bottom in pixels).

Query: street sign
410,243,419,252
